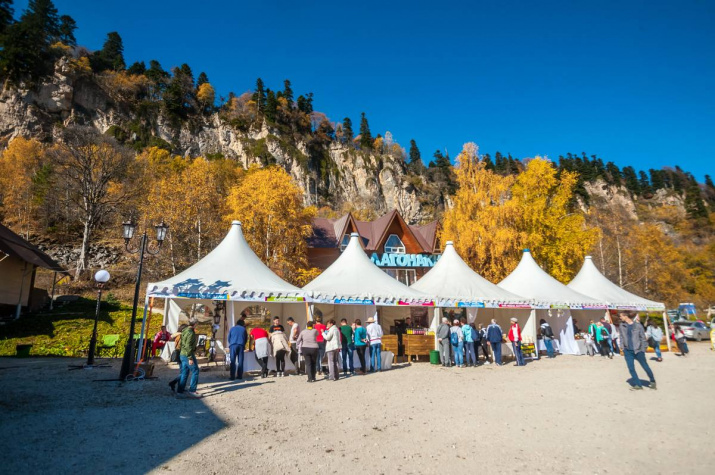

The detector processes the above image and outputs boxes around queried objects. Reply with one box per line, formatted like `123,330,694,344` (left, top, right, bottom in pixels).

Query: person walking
366,316,383,372
450,319,464,367
671,324,689,356
477,323,491,364
287,317,301,374
176,318,201,398
227,320,247,380
437,317,452,367
619,311,656,390
463,321,477,367
595,321,612,358
270,326,291,377
584,330,598,356
249,325,271,378
323,319,342,381
508,317,525,366
539,319,555,358
600,318,615,357
339,319,355,376
353,319,368,374
611,321,621,354
314,316,327,375
296,321,319,382
646,322,663,362
486,319,503,366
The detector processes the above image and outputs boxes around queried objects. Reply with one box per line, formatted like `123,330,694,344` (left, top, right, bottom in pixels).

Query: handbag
170,348,180,362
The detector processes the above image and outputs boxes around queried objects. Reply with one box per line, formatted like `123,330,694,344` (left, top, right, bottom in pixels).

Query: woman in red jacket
508,317,525,366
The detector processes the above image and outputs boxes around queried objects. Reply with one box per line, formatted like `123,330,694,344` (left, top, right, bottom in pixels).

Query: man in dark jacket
436,317,451,367
177,318,201,398
618,311,656,391
227,320,247,380
486,319,503,366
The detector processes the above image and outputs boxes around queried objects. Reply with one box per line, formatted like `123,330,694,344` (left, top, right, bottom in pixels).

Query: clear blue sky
15,0,715,181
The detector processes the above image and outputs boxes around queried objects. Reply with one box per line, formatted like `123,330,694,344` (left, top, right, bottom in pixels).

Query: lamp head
154,220,168,244
94,269,110,283
122,220,136,243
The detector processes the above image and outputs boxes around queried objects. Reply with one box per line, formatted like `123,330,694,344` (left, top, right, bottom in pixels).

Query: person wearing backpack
539,319,555,358
477,323,491,364
450,319,465,367
462,321,478,367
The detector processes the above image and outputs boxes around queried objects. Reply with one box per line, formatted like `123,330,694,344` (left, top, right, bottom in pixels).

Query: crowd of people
163,309,697,398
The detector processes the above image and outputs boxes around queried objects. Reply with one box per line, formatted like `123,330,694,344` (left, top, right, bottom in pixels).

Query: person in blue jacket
486,319,503,366
228,320,247,380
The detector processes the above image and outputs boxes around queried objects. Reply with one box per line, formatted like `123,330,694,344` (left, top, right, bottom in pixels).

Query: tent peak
231,220,242,226
350,232,359,237
523,248,530,253
585,255,592,260
445,241,454,246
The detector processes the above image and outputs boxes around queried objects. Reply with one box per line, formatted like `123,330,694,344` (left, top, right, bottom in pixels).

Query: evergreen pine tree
127,61,146,75
253,78,267,113
179,63,193,85
483,153,495,171
359,112,372,149
705,174,715,191
265,89,278,122
605,161,621,185
638,171,652,195
282,79,294,104
91,31,125,72
58,14,76,46
684,178,709,220
408,139,421,164
197,71,209,88
622,166,641,195
649,169,665,191
0,0,13,37
342,117,353,143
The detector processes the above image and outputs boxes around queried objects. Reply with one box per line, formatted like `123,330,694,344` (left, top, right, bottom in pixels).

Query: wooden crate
382,335,399,356
404,335,434,361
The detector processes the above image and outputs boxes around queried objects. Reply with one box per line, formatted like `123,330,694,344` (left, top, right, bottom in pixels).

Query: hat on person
453,319,459,324
510,317,518,322
366,317,375,323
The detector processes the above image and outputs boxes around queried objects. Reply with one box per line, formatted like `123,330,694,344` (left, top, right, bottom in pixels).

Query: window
339,234,350,252
382,268,416,286
384,234,406,254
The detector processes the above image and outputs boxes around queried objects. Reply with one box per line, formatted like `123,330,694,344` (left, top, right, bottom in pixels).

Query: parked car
674,321,711,341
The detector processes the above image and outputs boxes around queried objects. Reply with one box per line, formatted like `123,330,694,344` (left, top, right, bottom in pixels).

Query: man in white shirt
366,317,383,372
287,317,301,374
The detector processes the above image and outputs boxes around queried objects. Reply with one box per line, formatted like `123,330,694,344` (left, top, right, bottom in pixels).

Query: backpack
450,331,459,346
470,325,479,342
601,326,610,338
543,325,554,338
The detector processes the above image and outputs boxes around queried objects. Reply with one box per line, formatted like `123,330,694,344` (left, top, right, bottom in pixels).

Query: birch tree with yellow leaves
224,166,316,283
441,143,522,281
510,157,599,282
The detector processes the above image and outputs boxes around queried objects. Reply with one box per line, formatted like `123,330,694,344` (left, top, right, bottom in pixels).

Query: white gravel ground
1,342,713,474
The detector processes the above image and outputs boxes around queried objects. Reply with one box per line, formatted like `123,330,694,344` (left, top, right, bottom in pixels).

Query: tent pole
662,311,672,353
49,271,57,310
433,307,441,351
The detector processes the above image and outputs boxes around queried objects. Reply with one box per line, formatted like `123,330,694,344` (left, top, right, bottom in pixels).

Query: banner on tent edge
334,298,375,305
265,296,305,302
175,292,228,300
495,303,532,309
455,301,485,308
398,300,434,307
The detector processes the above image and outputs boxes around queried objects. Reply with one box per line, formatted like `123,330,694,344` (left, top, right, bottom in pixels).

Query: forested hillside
0,0,712,309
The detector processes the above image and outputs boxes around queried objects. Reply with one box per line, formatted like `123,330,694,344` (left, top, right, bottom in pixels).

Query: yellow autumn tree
508,157,598,282
224,166,316,283
197,83,215,111
441,143,521,281
0,137,48,238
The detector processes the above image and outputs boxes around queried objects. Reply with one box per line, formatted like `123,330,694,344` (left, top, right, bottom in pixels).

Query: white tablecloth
222,349,394,372
537,339,562,353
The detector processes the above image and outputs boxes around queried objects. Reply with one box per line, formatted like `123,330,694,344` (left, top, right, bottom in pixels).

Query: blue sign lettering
369,253,441,268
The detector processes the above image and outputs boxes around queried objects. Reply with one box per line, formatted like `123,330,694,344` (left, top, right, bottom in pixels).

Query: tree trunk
197,217,202,262
616,235,623,288
76,219,91,279
168,230,177,275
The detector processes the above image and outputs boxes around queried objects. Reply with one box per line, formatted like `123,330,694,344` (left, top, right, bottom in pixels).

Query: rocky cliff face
0,60,427,222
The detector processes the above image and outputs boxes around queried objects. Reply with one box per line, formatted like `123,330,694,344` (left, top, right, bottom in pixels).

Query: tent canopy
410,241,530,308
567,256,665,310
303,233,433,306
146,221,305,301
498,249,607,309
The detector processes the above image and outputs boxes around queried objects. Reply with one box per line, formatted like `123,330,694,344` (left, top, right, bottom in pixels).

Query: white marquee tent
302,232,434,329
410,241,532,350
498,249,608,355
568,255,670,349
144,221,309,360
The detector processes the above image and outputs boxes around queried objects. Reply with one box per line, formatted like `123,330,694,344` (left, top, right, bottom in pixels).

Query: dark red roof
0,223,68,274
308,210,438,253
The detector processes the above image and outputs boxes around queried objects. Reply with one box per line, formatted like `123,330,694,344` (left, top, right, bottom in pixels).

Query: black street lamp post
87,270,111,366
118,219,168,381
